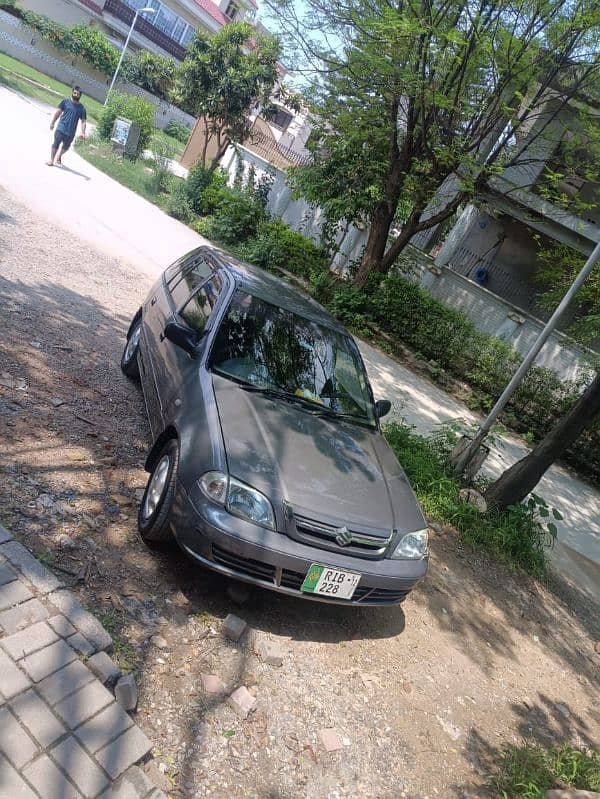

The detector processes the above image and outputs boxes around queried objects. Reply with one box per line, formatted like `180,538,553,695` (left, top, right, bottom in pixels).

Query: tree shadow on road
409,529,599,699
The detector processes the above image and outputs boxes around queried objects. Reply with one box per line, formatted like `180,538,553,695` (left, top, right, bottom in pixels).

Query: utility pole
452,239,600,479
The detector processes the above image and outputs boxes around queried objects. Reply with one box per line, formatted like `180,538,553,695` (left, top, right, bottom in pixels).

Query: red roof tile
191,0,230,26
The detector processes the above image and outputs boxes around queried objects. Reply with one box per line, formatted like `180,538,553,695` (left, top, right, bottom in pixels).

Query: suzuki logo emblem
335,526,353,546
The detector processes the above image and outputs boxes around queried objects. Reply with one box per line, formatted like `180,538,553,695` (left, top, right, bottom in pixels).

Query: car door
142,251,212,435
153,271,224,429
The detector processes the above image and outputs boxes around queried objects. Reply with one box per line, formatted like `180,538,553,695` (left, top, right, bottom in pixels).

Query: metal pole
453,239,600,477
105,9,139,105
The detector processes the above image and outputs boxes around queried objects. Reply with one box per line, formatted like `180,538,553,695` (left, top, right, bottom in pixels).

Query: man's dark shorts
53,129,74,151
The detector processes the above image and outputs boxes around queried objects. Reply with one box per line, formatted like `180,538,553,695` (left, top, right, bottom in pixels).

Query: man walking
47,86,87,166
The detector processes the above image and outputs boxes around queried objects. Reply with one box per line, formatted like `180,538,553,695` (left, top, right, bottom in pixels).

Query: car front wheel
138,439,179,545
121,319,141,380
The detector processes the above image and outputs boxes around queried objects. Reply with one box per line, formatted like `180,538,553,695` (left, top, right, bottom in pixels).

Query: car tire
121,319,141,380
138,439,179,546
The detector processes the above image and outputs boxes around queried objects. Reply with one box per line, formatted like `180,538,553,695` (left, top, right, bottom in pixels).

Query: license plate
301,564,361,600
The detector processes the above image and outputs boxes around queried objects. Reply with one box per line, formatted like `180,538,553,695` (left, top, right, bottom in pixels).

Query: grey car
122,245,429,605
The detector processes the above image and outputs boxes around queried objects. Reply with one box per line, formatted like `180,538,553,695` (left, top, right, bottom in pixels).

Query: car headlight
390,528,429,559
199,471,275,530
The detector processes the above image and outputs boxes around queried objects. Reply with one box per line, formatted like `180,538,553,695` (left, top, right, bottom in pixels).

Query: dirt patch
1,187,598,798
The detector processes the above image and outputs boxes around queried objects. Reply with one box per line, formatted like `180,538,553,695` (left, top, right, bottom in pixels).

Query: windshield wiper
236,382,332,413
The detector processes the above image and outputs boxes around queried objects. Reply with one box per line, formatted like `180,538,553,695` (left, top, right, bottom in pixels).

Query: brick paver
0,597,49,634
0,541,61,593
54,681,114,729
20,638,77,682
10,689,66,747
0,563,17,586
48,589,112,652
22,753,83,799
0,579,33,611
0,528,162,798
50,736,111,798
0,648,32,699
0,524,13,544
75,702,133,754
0,706,39,768
1,620,58,660
95,725,153,781
47,613,77,638
37,660,96,706
0,753,37,798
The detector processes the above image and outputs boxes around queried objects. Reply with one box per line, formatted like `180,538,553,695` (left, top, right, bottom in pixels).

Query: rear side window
180,274,223,334
168,254,212,308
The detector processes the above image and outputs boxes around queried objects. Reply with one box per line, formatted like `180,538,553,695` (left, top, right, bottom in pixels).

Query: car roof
200,246,348,333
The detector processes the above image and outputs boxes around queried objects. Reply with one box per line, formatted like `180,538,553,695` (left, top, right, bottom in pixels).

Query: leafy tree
172,22,281,170
484,371,600,510
122,50,176,100
266,0,600,285
536,242,600,345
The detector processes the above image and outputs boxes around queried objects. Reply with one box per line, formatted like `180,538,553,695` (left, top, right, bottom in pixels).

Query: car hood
212,374,426,535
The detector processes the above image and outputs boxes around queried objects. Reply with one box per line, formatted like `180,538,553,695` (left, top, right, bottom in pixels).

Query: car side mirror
163,321,200,356
375,399,392,419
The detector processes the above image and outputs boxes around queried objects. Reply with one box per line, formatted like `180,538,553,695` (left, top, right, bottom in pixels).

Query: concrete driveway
1,86,598,600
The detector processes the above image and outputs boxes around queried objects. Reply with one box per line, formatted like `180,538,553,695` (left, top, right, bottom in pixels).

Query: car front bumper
170,481,428,606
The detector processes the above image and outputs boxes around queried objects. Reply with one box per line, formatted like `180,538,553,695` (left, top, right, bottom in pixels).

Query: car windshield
209,291,376,426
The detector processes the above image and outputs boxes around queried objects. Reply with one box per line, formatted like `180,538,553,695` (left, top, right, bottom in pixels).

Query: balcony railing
103,0,188,61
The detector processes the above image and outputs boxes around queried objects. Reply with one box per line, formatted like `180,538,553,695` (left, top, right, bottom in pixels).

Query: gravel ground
0,186,598,799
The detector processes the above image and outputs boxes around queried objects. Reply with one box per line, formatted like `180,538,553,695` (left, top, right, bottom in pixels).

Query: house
412,83,600,334
19,0,257,60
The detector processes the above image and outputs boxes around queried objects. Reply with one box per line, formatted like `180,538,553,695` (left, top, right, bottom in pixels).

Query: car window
180,274,222,333
210,291,376,426
168,254,212,308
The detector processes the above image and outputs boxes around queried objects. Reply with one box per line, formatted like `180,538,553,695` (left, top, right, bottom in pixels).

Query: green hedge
241,220,328,277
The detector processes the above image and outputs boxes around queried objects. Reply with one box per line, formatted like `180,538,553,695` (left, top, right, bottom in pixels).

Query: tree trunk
484,372,600,511
354,201,396,287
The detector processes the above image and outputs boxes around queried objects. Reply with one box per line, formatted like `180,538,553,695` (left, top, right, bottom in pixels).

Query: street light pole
104,6,156,105
452,239,600,478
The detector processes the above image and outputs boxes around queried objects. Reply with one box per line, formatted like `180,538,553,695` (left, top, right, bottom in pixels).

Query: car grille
292,514,392,560
212,546,276,583
210,547,406,604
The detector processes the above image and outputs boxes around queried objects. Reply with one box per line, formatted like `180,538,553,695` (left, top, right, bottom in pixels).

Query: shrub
210,187,267,244
194,168,229,215
98,92,155,152
62,25,118,75
184,162,214,214
191,216,218,239
372,274,477,371
241,220,327,277
22,13,119,75
166,180,194,222
165,119,192,144
148,136,177,194
384,421,552,576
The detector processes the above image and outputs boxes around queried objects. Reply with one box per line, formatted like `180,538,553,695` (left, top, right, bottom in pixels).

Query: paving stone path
0,524,165,799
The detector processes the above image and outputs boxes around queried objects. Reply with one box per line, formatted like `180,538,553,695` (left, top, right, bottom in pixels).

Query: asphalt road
1,85,598,600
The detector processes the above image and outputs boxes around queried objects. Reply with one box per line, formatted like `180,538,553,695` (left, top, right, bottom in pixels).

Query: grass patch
492,742,600,797
75,137,174,208
384,422,553,576
0,52,184,155
97,610,138,673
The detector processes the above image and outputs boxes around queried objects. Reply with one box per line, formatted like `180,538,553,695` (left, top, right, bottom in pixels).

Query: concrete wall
403,247,595,382
0,9,195,130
